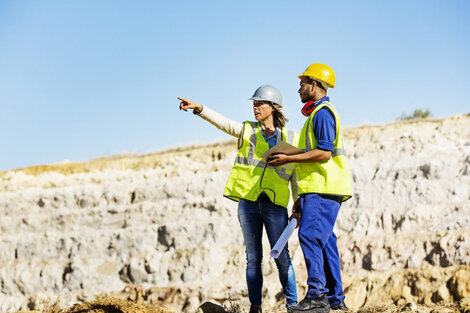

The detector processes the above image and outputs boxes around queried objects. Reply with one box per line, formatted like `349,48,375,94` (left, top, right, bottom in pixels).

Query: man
268,63,352,313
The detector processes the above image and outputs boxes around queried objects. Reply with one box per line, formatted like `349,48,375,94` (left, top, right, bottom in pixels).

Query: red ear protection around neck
301,101,316,117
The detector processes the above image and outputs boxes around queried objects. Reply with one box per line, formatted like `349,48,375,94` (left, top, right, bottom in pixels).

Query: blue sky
0,0,469,171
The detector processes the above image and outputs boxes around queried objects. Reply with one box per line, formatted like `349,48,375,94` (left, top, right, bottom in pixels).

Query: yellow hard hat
298,63,336,88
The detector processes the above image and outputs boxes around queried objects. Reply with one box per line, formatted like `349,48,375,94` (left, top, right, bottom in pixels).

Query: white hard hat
249,85,282,107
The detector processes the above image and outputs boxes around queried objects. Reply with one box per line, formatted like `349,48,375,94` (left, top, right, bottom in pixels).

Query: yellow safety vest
224,121,300,208
297,101,352,201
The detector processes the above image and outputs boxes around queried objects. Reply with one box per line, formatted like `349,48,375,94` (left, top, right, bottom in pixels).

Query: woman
178,85,298,313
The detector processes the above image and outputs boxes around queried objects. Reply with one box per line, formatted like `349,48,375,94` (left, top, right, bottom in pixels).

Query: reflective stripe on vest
234,156,291,181
305,112,347,157
247,122,257,160
235,123,297,181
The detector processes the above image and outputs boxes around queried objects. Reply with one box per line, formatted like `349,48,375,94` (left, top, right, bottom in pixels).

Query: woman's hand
178,97,203,113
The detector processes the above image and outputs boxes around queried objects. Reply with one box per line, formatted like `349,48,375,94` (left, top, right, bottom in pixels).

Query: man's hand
289,197,301,228
178,97,203,113
267,153,290,167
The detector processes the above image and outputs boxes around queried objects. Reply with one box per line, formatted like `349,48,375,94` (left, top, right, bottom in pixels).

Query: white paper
261,141,303,171
270,219,297,259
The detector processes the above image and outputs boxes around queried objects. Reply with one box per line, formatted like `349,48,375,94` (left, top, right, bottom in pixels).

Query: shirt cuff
193,106,204,115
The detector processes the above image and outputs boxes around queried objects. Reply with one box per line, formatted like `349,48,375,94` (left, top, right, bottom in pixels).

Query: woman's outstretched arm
178,97,243,138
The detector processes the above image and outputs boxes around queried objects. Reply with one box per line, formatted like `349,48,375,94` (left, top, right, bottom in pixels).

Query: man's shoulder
314,106,335,121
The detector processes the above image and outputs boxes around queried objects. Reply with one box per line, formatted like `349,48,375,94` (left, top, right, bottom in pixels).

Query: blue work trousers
238,195,298,307
299,193,345,306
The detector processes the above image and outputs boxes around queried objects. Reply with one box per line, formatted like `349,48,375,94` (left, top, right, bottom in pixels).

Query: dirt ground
11,296,470,313
14,297,172,313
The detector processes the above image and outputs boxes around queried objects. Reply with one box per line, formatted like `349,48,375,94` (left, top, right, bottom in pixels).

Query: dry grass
0,140,236,178
3,114,469,178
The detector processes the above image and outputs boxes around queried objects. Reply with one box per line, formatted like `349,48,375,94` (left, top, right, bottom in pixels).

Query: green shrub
397,108,431,121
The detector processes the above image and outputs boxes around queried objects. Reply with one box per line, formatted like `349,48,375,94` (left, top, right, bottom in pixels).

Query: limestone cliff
0,115,469,312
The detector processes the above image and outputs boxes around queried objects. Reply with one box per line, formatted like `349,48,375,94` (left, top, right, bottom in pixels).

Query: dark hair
307,78,327,91
271,103,288,128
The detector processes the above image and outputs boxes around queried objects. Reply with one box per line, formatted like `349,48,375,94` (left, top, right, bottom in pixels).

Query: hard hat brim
248,96,266,101
248,97,282,107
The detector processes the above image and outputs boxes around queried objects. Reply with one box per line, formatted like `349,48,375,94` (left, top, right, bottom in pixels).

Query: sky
0,0,469,171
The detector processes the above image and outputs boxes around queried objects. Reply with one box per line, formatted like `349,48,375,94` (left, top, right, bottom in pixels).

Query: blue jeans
298,193,345,306
238,195,298,307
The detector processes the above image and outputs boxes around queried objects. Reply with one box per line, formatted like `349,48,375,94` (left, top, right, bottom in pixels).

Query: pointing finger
177,97,191,104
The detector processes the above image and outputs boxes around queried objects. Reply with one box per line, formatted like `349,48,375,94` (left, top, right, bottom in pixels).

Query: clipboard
261,141,303,171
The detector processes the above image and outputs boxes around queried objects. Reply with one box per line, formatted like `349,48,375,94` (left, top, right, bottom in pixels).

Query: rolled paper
270,218,297,259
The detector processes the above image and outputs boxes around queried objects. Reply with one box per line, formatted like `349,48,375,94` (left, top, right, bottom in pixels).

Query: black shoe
287,294,330,313
330,300,348,311
249,305,262,313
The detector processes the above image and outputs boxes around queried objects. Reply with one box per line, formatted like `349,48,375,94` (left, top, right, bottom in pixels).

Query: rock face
0,115,469,312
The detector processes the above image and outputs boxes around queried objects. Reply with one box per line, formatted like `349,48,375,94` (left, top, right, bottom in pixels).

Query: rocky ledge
0,114,469,312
